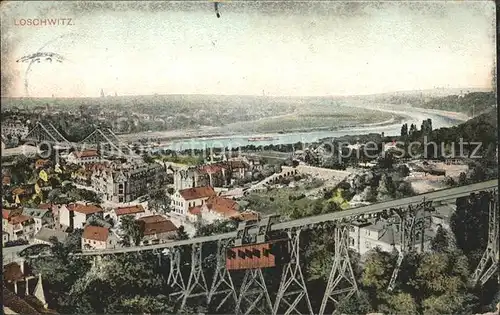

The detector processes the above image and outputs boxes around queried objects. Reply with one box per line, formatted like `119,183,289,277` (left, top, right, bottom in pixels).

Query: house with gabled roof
137,215,177,245
112,204,146,223
66,149,100,165
192,195,241,224
171,186,216,215
59,203,103,230
81,225,119,251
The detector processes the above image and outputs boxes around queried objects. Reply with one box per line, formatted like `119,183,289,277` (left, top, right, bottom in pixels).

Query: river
149,104,468,151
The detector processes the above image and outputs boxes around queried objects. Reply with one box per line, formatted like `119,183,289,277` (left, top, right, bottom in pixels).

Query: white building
348,220,434,256
171,186,216,215
59,203,104,230
4,215,36,241
3,230,10,245
67,149,100,165
81,225,119,251
112,204,146,224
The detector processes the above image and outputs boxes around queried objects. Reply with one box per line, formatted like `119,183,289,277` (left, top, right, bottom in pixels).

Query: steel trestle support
471,190,499,286
179,243,209,310
387,200,432,291
208,239,238,311
167,248,186,300
272,229,314,315
236,268,273,315
319,224,358,315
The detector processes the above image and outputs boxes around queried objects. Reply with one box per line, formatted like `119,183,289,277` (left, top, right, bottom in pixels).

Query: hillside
417,91,496,116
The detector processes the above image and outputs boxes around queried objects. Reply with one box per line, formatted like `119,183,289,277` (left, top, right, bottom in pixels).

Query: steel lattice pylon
179,243,209,310
272,229,313,315
319,224,358,315
208,239,238,311
236,268,273,315
167,248,186,300
387,200,433,291
471,190,499,286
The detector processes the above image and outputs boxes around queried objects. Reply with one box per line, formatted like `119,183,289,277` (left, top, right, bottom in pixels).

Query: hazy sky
1,1,496,97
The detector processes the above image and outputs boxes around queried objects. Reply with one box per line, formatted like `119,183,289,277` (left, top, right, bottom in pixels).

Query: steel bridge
71,179,498,315
23,122,137,158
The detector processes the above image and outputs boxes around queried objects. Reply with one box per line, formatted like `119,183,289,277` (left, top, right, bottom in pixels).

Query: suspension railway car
225,239,289,270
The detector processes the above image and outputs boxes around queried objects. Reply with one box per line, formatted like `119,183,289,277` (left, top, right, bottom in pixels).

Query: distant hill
416,91,496,116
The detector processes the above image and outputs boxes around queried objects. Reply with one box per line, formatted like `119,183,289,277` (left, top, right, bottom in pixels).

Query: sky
0,1,496,98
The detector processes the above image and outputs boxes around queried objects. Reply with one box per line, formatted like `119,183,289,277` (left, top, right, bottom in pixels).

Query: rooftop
179,186,216,201
115,205,145,216
138,215,177,236
9,215,33,225
68,204,103,215
34,228,68,243
188,206,202,216
82,225,109,242
205,196,240,218
23,208,50,219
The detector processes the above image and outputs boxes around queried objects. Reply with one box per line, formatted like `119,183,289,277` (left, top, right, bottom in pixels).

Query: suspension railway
77,179,498,256
22,179,498,315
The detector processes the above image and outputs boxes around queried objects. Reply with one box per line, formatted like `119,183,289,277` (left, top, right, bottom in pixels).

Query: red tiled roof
83,225,109,242
9,215,33,225
73,149,99,158
37,203,52,209
138,215,177,236
205,196,240,218
68,204,103,215
115,205,145,216
188,206,202,215
179,186,216,201
2,208,22,220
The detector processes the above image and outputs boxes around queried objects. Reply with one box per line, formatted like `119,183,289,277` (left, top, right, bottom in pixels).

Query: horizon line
1,87,494,100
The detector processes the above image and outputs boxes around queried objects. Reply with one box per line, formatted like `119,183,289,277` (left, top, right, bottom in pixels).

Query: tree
175,225,189,240
451,194,490,267
431,226,450,253
401,123,408,137
385,292,418,315
119,215,144,246
361,249,395,305
377,174,396,201
336,290,372,315
458,172,468,186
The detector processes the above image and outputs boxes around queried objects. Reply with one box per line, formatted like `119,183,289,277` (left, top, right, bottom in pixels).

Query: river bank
118,105,466,151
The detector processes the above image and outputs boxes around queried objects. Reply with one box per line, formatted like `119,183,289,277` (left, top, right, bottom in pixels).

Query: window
365,241,371,249
349,237,355,246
